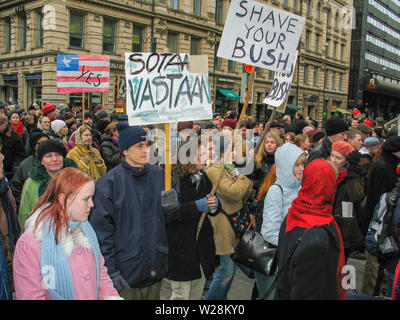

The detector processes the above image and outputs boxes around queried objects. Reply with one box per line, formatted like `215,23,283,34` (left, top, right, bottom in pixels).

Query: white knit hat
51,119,66,134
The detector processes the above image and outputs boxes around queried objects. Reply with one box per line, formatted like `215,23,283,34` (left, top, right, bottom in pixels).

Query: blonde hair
255,131,283,169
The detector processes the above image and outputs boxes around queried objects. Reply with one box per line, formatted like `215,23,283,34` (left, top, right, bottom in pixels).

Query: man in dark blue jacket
90,122,180,300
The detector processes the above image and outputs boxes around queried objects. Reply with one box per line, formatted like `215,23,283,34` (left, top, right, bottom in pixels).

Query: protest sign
57,55,110,93
125,52,213,126
217,0,305,73
263,50,298,107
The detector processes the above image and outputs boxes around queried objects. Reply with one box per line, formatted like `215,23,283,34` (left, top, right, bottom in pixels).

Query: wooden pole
164,122,171,191
82,92,85,124
210,65,256,195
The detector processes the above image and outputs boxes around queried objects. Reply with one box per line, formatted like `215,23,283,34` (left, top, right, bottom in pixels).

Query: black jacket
250,153,275,197
100,134,120,171
275,218,342,300
1,126,25,180
361,151,400,237
166,171,217,281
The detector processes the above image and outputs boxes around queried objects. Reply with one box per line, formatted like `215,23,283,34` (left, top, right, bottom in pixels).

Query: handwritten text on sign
56,55,110,93
125,53,213,126
217,0,305,73
263,51,298,107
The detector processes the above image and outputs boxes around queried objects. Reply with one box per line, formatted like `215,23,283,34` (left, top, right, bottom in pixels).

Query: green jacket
18,158,77,228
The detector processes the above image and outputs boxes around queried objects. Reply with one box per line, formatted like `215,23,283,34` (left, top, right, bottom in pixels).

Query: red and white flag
57,55,110,93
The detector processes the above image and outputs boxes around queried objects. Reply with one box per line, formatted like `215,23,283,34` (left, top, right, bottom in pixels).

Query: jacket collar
121,158,148,176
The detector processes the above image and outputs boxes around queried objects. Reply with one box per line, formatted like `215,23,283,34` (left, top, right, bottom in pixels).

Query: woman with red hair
13,167,120,300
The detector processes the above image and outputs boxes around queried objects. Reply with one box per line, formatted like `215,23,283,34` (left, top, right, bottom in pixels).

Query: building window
333,41,338,59
305,30,311,49
269,70,274,78
167,32,178,53
340,44,345,61
228,60,235,72
4,17,11,53
37,12,43,47
317,2,321,20
132,25,144,52
170,0,179,10
214,42,220,70
306,0,312,17
190,37,201,55
315,34,320,54
193,0,201,17
331,71,336,90
303,64,309,84
313,67,319,87
293,0,298,12
103,18,116,53
327,8,331,27
216,0,223,24
69,12,85,48
325,39,330,57
339,73,343,91
19,15,27,50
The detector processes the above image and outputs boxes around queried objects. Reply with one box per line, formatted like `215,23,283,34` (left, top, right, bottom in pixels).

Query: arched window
335,12,340,29
317,2,322,20
307,0,312,17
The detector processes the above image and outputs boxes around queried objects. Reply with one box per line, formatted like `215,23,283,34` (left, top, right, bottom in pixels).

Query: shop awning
286,104,301,111
217,88,240,100
337,108,351,114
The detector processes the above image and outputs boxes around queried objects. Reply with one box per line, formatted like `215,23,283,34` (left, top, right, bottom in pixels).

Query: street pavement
160,257,366,300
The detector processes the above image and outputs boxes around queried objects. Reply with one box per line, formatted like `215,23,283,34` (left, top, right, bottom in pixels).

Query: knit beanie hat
312,130,325,143
353,109,361,117
51,120,66,134
332,141,354,158
96,110,108,121
42,104,56,116
177,121,194,132
29,132,49,152
221,118,237,130
357,123,373,135
363,119,373,127
325,117,348,136
64,112,74,121
117,122,148,152
37,139,67,162
382,136,400,153
364,137,381,150
302,126,314,135
205,123,217,129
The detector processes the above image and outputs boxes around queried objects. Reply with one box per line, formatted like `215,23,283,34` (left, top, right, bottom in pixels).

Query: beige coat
206,164,253,255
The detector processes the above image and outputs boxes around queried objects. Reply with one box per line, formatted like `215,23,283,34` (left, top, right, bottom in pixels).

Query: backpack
365,183,400,259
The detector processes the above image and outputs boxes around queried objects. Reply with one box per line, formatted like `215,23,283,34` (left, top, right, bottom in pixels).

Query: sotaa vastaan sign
217,0,305,74
124,52,213,126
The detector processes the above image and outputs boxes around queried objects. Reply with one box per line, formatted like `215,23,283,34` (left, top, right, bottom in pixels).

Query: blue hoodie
261,143,304,246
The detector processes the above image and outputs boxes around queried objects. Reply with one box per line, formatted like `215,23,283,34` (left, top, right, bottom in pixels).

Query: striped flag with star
57,55,110,93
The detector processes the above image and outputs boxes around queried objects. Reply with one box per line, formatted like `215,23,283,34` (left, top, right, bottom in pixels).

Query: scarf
40,218,101,300
11,121,24,137
29,159,78,197
285,159,347,300
336,170,348,185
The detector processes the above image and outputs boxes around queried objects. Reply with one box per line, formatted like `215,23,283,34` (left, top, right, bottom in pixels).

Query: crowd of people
0,100,399,300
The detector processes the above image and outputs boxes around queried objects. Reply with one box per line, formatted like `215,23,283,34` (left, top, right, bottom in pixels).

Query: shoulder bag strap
259,228,310,300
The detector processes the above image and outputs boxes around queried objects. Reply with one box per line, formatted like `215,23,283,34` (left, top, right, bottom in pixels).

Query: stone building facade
0,0,353,126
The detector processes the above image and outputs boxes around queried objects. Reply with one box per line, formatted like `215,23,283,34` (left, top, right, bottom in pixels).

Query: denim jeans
205,254,236,300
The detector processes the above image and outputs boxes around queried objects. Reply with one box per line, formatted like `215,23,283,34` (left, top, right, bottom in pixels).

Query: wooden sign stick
164,122,171,191
210,65,256,195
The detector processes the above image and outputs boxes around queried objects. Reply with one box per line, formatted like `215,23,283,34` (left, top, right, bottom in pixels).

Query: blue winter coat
261,143,304,246
89,159,180,288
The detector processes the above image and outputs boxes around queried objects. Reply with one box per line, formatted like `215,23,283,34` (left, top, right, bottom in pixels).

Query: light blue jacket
261,143,304,246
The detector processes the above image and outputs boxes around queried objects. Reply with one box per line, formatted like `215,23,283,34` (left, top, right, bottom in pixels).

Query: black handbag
231,216,278,276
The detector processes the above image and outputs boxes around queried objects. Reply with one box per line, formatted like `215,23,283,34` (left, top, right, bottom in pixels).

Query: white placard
217,0,305,73
263,50,298,107
125,53,213,126
342,201,353,218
